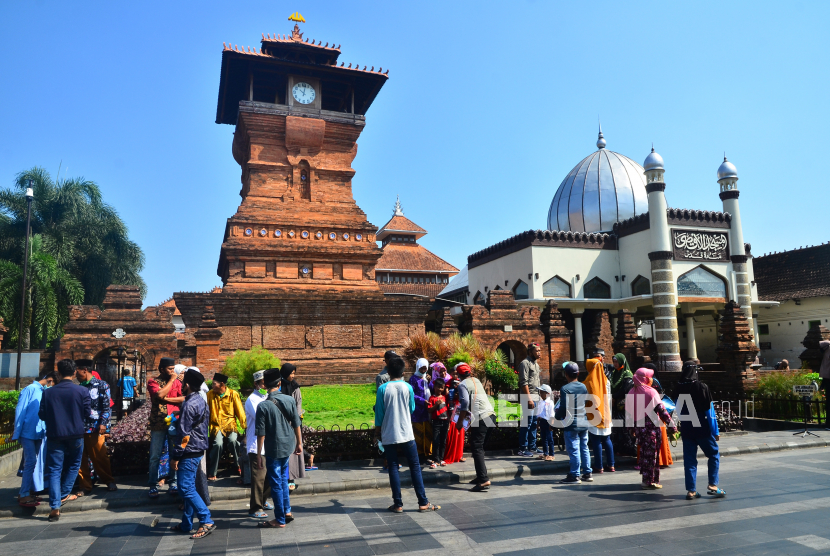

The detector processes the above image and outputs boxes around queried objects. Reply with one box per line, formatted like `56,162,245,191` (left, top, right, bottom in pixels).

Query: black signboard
672,229,729,262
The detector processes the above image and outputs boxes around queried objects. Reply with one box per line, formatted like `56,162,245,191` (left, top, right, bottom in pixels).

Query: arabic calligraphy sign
672,229,729,261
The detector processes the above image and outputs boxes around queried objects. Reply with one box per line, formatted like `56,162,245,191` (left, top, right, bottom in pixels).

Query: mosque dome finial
596,121,606,149
393,195,404,216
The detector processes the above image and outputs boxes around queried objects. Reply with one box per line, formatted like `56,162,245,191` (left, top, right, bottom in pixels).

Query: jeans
682,432,719,492
589,433,615,469
563,429,591,477
177,456,213,531
518,413,538,451
469,414,496,483
46,437,84,509
431,419,449,462
148,430,176,488
266,456,291,524
539,420,554,456
385,440,428,508
208,430,240,478
19,437,42,498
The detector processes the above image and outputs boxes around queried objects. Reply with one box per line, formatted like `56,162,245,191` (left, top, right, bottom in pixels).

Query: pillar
643,148,682,372
683,313,697,361
718,157,753,331
573,311,585,362
194,305,223,375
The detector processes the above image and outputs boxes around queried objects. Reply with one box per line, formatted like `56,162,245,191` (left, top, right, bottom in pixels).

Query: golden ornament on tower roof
288,12,305,23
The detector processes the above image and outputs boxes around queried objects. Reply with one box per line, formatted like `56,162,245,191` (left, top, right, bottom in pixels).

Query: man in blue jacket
171,368,214,539
13,370,56,507
38,359,91,521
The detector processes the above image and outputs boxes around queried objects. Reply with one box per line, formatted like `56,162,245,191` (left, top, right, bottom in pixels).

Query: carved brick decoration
613,309,646,365
305,327,322,348
800,324,830,372
194,305,223,375
373,324,409,347
585,311,615,361
324,325,363,348
716,301,760,392
220,326,253,351
263,325,305,350
541,301,572,386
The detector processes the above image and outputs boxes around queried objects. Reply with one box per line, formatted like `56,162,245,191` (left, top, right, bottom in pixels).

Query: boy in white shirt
536,385,556,461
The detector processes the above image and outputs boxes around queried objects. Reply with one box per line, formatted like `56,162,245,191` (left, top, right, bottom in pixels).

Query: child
427,378,450,468
536,385,555,461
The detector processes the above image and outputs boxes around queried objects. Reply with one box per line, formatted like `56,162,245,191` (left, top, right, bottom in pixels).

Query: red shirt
147,374,182,431
427,394,449,420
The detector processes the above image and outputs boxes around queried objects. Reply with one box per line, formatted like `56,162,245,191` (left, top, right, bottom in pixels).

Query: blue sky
1,1,827,306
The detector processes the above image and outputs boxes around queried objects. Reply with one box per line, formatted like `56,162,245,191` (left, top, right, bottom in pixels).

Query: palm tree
0,167,146,306
0,235,84,349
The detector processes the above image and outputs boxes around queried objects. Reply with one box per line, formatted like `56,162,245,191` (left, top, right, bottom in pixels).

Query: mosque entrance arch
496,340,527,371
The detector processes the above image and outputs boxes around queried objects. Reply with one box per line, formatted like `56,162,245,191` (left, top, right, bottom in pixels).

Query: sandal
61,494,78,504
167,485,178,495
48,510,60,522
439,461,447,466
190,523,216,539
258,520,285,528
470,483,490,492
459,458,467,462
285,514,294,523
107,483,118,492
418,503,441,512
263,502,274,510
305,466,318,471
708,487,727,497
207,477,218,482
686,492,701,500
18,497,40,507
429,462,438,469
388,505,403,513
248,510,268,519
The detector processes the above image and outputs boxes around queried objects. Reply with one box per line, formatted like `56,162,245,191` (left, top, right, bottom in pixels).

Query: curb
3,438,827,518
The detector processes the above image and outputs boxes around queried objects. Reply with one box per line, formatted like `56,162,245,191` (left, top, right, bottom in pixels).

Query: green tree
0,234,84,349
0,167,146,310
222,346,282,389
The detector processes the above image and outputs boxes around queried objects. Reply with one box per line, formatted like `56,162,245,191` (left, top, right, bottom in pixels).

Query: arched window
473,291,485,305
512,280,529,300
677,266,726,298
631,275,651,296
298,161,311,200
543,276,571,298
584,277,611,299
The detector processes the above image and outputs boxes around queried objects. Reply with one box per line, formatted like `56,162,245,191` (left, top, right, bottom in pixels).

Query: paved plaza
1,446,829,556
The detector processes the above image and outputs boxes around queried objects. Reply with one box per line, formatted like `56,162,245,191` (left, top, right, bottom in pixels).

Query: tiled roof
379,283,447,298
376,243,459,273
754,243,830,301
469,229,617,269
261,32,341,52
158,297,181,316
377,215,427,235
221,42,389,76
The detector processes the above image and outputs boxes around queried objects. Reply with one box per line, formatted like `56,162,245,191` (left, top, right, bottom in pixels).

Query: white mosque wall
529,245,621,299
617,230,652,297
754,296,830,367
467,247,535,300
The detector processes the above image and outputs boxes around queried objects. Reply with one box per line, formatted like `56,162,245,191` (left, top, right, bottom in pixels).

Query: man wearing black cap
206,372,246,481
146,356,183,498
171,369,215,539
255,366,302,528
75,359,116,494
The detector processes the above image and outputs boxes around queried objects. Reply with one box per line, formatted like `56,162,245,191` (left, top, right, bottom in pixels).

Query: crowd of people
12,357,307,538
11,339,748,533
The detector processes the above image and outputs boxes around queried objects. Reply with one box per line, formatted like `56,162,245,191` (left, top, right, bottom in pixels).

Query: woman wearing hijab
409,358,433,459
583,358,614,473
280,364,306,490
429,362,450,392
626,367,675,489
609,354,637,457
677,361,725,499
640,364,674,470
442,366,466,465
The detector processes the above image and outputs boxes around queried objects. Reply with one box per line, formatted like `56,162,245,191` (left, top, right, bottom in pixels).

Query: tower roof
376,198,427,241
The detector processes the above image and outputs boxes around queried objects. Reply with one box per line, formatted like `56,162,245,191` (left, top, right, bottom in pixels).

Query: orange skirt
637,427,674,467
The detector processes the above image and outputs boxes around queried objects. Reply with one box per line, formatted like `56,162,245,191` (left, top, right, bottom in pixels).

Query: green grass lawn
301,383,521,429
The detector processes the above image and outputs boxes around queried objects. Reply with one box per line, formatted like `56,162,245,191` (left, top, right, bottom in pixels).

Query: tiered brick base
716,300,759,392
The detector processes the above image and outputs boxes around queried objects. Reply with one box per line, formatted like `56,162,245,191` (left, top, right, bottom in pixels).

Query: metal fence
709,391,826,428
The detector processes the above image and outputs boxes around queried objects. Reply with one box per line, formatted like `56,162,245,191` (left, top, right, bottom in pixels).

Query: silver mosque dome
547,129,649,233
717,156,738,180
643,147,664,171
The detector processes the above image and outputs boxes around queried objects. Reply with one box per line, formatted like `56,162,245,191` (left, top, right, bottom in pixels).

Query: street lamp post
116,347,125,421
14,182,34,391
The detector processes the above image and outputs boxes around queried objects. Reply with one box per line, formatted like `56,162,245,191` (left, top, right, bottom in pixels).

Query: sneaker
581,473,594,482
559,475,581,484
518,450,534,457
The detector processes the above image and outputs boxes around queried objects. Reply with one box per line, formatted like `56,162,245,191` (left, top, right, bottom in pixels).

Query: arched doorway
93,346,148,420
496,340,528,371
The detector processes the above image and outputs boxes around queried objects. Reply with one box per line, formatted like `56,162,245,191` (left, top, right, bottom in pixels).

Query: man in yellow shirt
206,373,246,481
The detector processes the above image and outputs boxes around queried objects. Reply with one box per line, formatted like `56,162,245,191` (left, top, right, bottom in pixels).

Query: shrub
222,346,281,389
0,390,20,430
484,352,518,398
754,371,824,400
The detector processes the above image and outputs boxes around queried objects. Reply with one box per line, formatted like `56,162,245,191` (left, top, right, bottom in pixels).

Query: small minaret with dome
718,157,754,332
643,147,682,372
